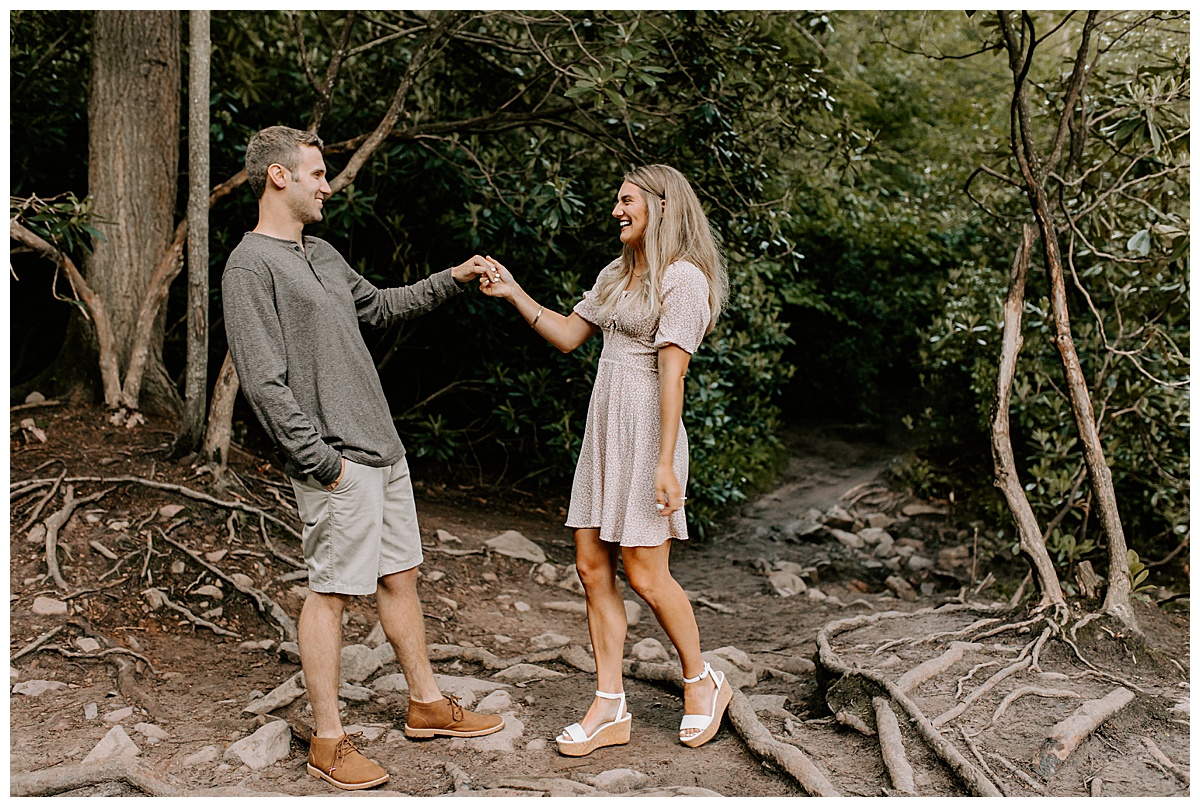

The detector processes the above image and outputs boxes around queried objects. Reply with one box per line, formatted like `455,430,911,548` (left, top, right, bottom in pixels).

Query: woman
479,164,731,755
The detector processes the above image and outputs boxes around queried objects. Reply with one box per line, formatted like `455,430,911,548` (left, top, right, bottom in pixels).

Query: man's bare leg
299,590,350,738
376,568,442,702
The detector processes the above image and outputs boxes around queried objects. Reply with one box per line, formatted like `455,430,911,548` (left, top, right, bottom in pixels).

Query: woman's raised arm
479,256,598,353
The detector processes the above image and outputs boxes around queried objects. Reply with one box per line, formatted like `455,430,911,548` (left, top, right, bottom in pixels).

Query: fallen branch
143,587,240,638
991,687,1083,724
1137,735,1189,786
43,485,114,590
1033,687,1135,778
157,532,297,643
873,696,915,794
623,659,841,796
10,758,187,797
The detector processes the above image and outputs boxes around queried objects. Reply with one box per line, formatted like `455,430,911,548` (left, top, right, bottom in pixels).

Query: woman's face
612,181,652,248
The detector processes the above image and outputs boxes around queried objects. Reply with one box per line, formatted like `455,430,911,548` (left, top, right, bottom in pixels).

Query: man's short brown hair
246,126,325,199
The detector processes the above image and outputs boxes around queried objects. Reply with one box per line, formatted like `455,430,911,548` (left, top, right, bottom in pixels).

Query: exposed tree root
896,641,981,693
143,587,240,638
991,686,1083,723
623,659,841,796
10,759,188,797
932,627,1049,727
10,626,64,663
817,608,1004,797
987,750,1043,791
42,485,114,590
1033,687,1135,778
425,642,596,674
35,644,162,676
16,474,305,543
958,726,1007,796
873,696,914,794
158,531,297,642
1137,735,1189,786
19,465,66,533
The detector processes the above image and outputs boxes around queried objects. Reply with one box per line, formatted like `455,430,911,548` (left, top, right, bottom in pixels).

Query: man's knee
378,565,419,595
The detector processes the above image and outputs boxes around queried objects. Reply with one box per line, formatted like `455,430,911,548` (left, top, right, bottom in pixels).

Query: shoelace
444,693,464,722
329,731,364,774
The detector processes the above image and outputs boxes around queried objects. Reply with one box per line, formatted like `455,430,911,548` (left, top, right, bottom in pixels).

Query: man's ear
266,163,289,191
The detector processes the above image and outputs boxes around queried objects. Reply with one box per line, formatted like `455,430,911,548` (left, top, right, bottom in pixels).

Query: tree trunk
997,11,1136,632
989,224,1065,610
74,11,182,416
177,10,211,453
201,351,239,470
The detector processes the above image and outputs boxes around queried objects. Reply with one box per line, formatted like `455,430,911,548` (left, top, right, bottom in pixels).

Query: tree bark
177,10,211,452
75,11,182,416
989,224,1065,609
200,350,239,468
997,11,1135,631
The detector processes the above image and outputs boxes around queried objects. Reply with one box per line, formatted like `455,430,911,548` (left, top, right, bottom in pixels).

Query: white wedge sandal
556,690,632,757
679,662,732,748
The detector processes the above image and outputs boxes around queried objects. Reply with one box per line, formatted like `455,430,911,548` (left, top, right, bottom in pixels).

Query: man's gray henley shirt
222,232,463,487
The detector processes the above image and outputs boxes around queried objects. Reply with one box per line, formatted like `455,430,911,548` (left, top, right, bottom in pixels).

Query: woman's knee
625,564,672,606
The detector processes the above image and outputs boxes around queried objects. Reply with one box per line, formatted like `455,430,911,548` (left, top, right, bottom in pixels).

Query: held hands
655,463,685,518
450,255,500,285
476,255,519,299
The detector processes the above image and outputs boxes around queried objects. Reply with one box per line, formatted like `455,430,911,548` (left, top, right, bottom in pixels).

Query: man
222,126,502,791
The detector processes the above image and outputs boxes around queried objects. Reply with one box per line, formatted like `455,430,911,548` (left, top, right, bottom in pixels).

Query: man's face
281,145,331,226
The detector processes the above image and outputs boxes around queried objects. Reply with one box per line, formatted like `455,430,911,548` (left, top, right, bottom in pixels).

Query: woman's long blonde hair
591,164,728,336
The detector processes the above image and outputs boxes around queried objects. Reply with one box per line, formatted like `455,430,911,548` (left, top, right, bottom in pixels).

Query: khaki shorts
289,455,424,595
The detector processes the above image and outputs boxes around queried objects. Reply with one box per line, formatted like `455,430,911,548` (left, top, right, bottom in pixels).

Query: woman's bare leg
561,528,627,738
622,541,717,741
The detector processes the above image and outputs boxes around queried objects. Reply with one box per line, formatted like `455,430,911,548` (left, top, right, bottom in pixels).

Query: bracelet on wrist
531,306,543,327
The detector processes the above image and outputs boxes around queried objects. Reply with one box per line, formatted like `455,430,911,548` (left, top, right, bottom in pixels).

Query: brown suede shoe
307,732,389,790
404,694,505,738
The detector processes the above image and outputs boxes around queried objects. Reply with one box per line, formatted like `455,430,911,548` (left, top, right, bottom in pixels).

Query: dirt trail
8,410,1190,797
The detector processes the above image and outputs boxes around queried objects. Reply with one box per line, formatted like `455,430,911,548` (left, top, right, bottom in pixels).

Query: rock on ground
340,644,381,682
631,637,670,663
485,530,546,563
451,713,524,753
624,600,643,626
493,664,567,684
31,596,68,616
224,719,292,770
180,745,221,766
244,672,305,715
531,632,570,649
476,689,514,714
83,726,140,763
592,768,650,793
12,680,66,697
768,570,807,597
703,646,757,689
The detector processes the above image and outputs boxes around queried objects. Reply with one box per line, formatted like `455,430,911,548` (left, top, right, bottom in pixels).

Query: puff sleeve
572,259,621,325
653,261,711,354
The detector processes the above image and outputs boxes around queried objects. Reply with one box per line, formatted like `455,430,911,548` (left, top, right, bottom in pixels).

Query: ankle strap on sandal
682,661,712,684
595,690,625,700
